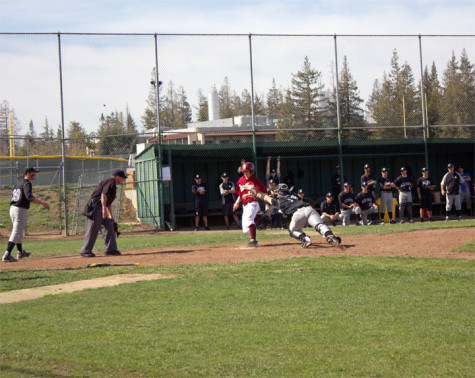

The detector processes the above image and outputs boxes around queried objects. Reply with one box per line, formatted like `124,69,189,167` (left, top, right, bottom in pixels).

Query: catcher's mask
276,183,291,195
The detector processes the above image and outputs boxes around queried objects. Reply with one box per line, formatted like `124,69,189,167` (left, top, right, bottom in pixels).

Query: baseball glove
249,187,258,198
113,221,121,238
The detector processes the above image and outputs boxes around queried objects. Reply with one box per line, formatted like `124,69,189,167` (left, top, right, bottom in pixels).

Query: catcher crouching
250,184,342,248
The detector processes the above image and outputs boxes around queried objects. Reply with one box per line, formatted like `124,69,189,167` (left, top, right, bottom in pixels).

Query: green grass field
1,222,474,376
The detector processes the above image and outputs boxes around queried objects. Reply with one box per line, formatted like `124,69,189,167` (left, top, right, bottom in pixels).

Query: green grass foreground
1,257,474,376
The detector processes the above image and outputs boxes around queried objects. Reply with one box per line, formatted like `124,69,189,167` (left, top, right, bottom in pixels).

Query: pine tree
422,62,442,130
160,82,192,129
67,121,88,155
328,56,365,140
196,89,209,122
219,77,234,119
141,67,161,130
290,56,326,140
266,79,285,118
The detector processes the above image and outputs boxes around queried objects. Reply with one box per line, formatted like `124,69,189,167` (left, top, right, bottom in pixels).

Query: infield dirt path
1,228,473,272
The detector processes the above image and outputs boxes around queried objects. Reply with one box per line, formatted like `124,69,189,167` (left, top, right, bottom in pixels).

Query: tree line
1,48,473,156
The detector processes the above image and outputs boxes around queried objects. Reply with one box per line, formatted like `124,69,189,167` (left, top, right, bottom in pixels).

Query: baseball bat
87,263,140,268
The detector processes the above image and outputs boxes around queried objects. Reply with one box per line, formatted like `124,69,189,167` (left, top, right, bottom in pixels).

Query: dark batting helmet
241,162,255,172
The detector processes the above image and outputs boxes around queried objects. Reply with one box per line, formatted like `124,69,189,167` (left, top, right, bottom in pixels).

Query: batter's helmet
241,162,255,172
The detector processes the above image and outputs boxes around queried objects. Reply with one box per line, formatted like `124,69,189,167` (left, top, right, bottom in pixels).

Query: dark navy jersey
417,176,434,198
394,175,413,192
192,182,208,201
355,191,376,211
338,191,355,208
320,200,340,215
10,178,34,209
90,177,117,207
219,181,235,205
361,173,377,191
270,192,308,217
378,176,394,192
331,174,346,191
440,172,463,195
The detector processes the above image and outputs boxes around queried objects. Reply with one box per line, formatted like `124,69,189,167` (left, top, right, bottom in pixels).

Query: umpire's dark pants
80,206,117,254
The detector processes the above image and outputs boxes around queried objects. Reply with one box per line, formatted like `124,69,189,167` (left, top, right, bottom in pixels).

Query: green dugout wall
135,139,474,229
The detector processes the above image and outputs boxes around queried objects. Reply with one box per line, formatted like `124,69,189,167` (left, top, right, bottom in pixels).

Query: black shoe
390,219,396,224
226,225,230,230
80,251,96,258
421,218,425,222
326,235,341,248
104,250,121,256
246,240,258,248
2,251,18,262
429,218,434,222
205,226,210,230
17,250,32,259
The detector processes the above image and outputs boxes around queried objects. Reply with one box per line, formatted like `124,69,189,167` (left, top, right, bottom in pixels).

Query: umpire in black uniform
79,170,127,258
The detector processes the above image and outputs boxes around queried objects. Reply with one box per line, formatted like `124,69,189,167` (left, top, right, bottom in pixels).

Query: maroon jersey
236,174,266,205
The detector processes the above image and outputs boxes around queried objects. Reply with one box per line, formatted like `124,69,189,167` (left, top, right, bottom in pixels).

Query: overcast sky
1,0,474,135
2,0,474,34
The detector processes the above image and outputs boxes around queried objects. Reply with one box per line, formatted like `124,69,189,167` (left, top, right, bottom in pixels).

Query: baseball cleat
301,236,312,248
2,252,18,262
326,235,342,248
445,216,449,221
390,219,396,224
245,240,258,248
16,250,31,259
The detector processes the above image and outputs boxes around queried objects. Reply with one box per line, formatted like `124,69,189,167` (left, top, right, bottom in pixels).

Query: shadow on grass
0,363,68,377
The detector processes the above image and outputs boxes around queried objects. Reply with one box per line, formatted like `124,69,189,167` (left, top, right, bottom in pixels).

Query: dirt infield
1,228,473,271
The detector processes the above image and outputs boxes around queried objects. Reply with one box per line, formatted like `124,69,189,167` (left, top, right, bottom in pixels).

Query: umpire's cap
447,163,455,168
113,170,128,178
24,167,39,174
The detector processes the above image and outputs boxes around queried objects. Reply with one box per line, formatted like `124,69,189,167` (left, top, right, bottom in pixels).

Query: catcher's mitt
249,187,258,198
113,221,121,238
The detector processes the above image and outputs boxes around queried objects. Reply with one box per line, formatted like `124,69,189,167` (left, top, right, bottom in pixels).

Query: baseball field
1,220,474,376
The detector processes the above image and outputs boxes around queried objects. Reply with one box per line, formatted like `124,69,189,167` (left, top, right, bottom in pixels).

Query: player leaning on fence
79,170,128,258
2,167,50,262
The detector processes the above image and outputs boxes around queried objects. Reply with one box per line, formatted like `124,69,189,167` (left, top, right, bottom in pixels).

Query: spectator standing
79,170,127,258
417,167,435,222
457,165,472,216
394,167,415,223
378,167,396,224
2,167,50,262
361,163,377,198
219,172,240,229
355,182,379,225
440,163,468,221
192,174,210,231
320,193,342,226
233,162,267,247
266,156,281,187
331,165,346,199
338,183,360,226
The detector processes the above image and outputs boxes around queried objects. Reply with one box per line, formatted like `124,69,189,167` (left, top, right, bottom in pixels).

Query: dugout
134,139,474,230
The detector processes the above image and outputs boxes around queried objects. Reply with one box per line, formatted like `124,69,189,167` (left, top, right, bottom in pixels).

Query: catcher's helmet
241,162,255,172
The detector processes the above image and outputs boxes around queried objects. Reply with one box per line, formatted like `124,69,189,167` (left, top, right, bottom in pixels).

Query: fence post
57,32,69,235
334,34,345,191
154,33,164,230
418,34,429,169
248,34,258,172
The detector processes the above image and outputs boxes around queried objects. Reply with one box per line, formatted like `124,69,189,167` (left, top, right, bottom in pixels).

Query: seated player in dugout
249,183,342,249
320,192,343,226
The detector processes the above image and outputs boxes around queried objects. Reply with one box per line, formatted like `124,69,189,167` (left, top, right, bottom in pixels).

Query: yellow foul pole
8,113,15,157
